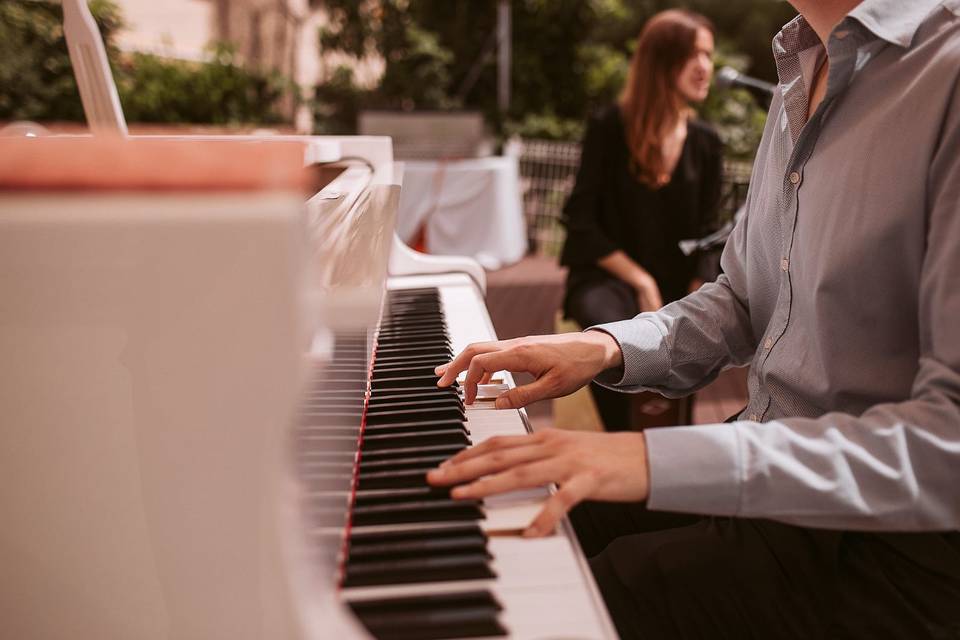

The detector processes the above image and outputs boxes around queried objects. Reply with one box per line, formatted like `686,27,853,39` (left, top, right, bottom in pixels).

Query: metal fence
515,137,753,258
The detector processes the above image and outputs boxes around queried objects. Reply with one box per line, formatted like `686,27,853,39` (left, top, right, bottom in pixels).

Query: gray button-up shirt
594,0,960,530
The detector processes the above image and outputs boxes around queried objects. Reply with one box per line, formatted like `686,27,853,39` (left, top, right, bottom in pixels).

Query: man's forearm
591,273,756,395
643,390,960,531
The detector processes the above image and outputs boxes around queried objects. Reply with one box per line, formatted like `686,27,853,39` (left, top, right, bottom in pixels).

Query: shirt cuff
644,423,743,516
586,317,671,389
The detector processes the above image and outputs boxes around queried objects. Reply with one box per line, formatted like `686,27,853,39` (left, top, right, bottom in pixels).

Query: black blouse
560,105,724,307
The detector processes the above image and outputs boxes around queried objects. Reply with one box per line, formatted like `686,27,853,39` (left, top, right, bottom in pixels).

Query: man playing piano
428,0,960,637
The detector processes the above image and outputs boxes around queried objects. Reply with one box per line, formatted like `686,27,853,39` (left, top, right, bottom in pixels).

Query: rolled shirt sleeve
588,180,758,396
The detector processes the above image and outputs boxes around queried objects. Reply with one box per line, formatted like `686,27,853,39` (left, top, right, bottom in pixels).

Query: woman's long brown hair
619,9,713,188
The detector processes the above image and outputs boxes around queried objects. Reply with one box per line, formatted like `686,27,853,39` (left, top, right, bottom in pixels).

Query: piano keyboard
303,274,615,639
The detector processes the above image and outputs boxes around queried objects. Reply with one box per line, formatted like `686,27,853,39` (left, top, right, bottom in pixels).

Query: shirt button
764,337,774,350
749,413,760,421
781,258,789,271
789,171,801,185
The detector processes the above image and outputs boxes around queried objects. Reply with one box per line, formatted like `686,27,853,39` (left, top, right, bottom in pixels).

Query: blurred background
0,0,796,426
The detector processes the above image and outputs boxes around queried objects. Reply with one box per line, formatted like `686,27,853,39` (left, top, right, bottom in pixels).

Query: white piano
304,136,615,639
0,2,616,638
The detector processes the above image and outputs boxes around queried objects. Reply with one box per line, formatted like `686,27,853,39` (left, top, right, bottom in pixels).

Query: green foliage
377,22,455,110
118,45,292,125
0,0,122,121
313,0,796,161
0,0,291,126
503,111,584,141
313,65,366,134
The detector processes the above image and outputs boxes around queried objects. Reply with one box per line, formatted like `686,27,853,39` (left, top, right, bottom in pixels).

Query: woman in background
560,9,723,430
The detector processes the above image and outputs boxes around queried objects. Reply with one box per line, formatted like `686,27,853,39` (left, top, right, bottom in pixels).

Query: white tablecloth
397,156,527,270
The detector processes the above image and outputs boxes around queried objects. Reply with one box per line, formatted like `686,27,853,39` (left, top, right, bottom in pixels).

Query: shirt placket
746,25,861,422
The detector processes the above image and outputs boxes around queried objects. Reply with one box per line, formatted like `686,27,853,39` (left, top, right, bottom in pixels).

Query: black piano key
359,454,449,472
362,423,468,438
354,486,450,507
348,590,506,640
361,428,469,450
342,552,494,588
366,396,463,411
359,443,465,461
381,311,444,321
373,362,450,378
357,468,437,490
374,348,452,362
378,319,446,331
364,407,465,425
353,486,452,506
368,386,459,400
364,418,466,433
368,373,445,386
348,530,488,562
376,329,448,343
382,321,443,328
371,352,451,366
351,498,484,526
388,287,440,297
348,523,484,546
373,346,449,361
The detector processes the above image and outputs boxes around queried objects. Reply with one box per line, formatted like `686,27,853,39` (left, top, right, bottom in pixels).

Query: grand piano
0,3,616,638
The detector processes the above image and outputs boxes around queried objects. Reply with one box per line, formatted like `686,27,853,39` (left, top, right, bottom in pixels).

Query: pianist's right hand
435,330,623,408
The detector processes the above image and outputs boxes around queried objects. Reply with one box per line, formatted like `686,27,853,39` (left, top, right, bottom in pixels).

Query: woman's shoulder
687,118,723,150
585,104,625,136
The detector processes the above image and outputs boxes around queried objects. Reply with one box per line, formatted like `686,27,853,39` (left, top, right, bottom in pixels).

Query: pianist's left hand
427,428,650,538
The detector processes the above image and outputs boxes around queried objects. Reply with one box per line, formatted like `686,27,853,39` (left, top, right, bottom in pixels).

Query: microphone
714,66,776,96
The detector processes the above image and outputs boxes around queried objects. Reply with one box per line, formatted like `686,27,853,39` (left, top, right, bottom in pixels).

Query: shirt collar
774,0,942,59
847,0,942,48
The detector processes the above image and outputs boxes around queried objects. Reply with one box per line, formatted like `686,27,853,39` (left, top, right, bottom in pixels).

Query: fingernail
523,525,541,538
451,486,467,499
494,397,509,409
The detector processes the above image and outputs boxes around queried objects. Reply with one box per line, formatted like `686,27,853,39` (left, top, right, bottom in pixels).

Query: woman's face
676,27,715,104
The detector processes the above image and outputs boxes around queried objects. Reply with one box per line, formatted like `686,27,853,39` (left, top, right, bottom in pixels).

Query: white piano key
383,273,617,639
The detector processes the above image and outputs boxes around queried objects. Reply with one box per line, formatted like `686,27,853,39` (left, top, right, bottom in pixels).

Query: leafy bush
313,0,792,161
503,111,584,142
0,0,292,126
118,46,292,125
312,6,458,133
313,65,367,135
0,0,122,122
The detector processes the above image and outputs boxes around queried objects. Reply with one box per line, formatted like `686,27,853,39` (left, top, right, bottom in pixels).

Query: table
396,156,527,270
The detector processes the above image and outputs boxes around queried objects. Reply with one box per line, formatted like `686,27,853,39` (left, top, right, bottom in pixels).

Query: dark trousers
566,277,691,431
569,501,960,639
